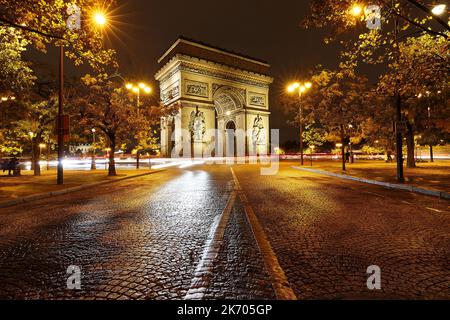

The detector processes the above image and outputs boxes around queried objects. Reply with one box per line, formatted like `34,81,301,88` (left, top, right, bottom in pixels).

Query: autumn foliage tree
302,67,368,170
0,0,117,72
75,77,135,176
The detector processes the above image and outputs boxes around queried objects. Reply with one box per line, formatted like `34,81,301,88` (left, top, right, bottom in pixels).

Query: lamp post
349,2,407,181
104,148,111,170
46,143,51,170
29,131,36,171
0,9,109,182
91,128,96,170
39,143,46,164
0,96,16,103
310,145,315,166
336,143,343,162
56,10,108,185
126,82,152,117
287,81,312,166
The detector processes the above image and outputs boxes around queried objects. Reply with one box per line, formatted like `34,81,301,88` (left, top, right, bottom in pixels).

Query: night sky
30,0,346,143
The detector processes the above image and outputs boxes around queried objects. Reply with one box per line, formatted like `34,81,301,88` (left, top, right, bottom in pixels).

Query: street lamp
287,81,313,166
29,132,36,170
347,2,405,182
310,145,315,166
93,12,107,26
351,5,363,17
91,128,96,170
126,82,152,116
0,96,16,103
39,143,46,163
431,4,446,15
55,9,109,185
104,148,111,170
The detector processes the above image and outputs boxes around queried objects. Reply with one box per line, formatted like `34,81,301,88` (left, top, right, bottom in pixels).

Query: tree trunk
341,126,346,171
406,122,416,168
108,137,116,176
429,145,434,163
32,138,41,176
136,151,140,169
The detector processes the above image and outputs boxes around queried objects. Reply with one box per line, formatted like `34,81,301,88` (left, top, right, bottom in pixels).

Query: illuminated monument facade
155,37,273,157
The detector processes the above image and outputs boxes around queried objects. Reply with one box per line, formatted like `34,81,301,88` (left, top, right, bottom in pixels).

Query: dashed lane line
230,167,297,300
426,207,443,213
184,190,237,300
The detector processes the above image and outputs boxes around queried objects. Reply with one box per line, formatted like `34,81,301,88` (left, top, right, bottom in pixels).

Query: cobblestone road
233,162,450,299
0,162,449,300
0,168,236,299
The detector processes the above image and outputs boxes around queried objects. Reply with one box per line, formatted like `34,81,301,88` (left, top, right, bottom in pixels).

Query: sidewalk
291,160,450,194
0,169,157,204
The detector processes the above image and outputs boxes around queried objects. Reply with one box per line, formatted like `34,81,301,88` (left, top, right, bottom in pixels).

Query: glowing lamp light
431,4,446,15
144,87,152,94
132,87,139,93
93,12,107,26
305,82,312,89
351,5,363,16
126,83,133,90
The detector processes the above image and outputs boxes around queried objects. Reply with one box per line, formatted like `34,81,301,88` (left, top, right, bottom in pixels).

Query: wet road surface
0,162,448,299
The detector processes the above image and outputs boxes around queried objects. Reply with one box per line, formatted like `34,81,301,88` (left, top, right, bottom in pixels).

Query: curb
292,166,450,201
0,170,165,209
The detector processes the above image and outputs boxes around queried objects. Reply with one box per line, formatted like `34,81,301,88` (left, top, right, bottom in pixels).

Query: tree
0,27,35,93
302,67,368,170
378,33,449,167
303,1,449,43
304,1,449,177
75,76,134,176
302,124,327,151
0,0,117,72
14,96,57,176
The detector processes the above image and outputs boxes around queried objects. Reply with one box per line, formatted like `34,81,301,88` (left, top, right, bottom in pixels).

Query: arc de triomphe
155,37,273,157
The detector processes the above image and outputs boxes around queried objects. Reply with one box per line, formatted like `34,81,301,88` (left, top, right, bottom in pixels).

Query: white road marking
426,207,443,213
231,167,297,300
184,190,237,300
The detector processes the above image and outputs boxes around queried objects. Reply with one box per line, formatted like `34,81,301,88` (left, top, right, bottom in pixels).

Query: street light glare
431,4,446,15
351,5,363,16
305,82,312,89
139,83,146,89
93,12,107,26
126,83,133,90
144,87,152,94
132,87,139,93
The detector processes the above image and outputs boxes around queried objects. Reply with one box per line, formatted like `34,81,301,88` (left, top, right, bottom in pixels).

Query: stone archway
225,120,237,157
213,86,245,157
156,38,273,157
